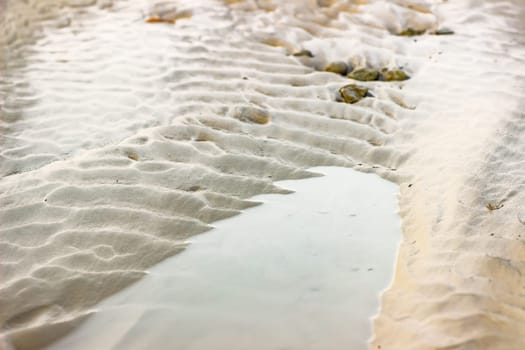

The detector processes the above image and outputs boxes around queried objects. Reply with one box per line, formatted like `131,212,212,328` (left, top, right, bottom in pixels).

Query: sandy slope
1,0,524,349
371,1,525,348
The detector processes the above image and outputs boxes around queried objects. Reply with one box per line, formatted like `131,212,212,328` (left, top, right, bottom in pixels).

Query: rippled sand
1,0,525,349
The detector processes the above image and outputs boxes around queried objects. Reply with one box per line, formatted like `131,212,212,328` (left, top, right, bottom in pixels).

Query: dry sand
1,0,525,349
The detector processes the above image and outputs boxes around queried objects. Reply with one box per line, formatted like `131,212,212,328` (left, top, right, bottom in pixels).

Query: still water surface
48,167,400,350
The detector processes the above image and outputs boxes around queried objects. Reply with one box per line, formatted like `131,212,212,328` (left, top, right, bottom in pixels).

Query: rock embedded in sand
317,0,336,6
292,49,314,57
381,68,409,81
398,28,426,36
325,61,348,75
347,68,379,81
338,84,369,104
126,151,139,161
432,28,455,35
262,37,288,48
234,106,271,124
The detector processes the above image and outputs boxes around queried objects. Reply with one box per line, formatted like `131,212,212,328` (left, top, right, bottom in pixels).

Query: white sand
1,0,525,349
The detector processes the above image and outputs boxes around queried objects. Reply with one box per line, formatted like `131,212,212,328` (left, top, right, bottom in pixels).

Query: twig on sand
486,202,504,211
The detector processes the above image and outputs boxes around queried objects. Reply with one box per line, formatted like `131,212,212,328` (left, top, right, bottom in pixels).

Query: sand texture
1,0,524,349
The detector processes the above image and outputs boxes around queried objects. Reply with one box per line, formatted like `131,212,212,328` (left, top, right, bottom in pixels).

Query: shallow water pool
47,167,400,350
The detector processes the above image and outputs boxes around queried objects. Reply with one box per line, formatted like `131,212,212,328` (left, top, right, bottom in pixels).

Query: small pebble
398,28,426,36
325,61,348,75
292,49,314,57
432,28,455,35
338,84,369,104
347,68,379,81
